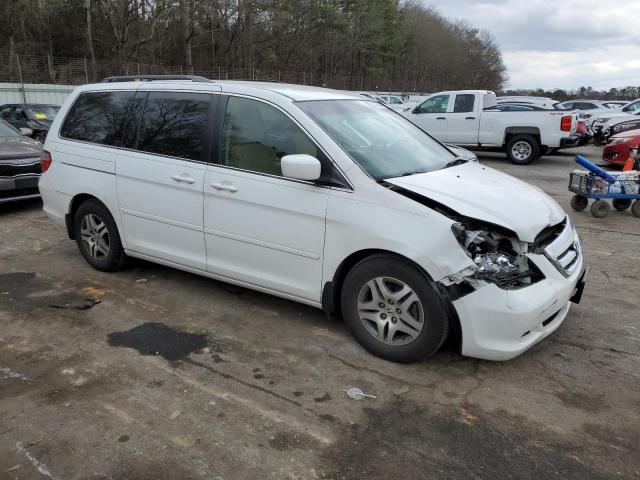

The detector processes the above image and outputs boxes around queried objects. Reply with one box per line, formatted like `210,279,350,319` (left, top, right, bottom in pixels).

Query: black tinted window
454,94,475,113
61,91,135,146
138,92,210,161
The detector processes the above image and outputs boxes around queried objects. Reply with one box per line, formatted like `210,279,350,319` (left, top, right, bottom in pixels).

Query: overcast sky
429,0,640,91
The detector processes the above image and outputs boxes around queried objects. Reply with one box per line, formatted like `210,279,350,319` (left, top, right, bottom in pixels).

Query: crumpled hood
0,136,42,160
386,162,565,242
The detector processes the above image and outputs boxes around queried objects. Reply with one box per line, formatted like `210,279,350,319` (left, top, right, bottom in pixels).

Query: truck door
446,93,479,144
407,94,450,141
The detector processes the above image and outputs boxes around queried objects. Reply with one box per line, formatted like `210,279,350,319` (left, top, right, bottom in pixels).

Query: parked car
603,101,628,109
405,90,578,164
375,95,415,113
602,116,640,142
591,98,640,143
0,103,61,143
554,99,616,122
0,119,42,203
491,103,551,111
39,76,586,362
497,96,557,109
602,129,640,166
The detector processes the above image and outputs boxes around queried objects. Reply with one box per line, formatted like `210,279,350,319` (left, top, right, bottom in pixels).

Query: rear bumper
559,135,581,149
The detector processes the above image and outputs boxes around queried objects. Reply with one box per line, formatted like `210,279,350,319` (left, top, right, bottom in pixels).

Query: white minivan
39,76,587,362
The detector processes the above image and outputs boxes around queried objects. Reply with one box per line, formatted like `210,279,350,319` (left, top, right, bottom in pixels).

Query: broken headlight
452,223,542,288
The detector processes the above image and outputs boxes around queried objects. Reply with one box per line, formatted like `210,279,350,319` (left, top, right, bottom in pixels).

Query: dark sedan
0,103,60,143
0,119,42,203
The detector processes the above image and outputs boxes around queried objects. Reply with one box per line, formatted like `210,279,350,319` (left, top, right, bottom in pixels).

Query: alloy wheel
80,213,111,260
357,277,425,346
511,141,532,161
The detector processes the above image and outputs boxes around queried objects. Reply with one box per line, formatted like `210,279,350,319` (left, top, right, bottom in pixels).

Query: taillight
40,150,52,172
561,116,572,132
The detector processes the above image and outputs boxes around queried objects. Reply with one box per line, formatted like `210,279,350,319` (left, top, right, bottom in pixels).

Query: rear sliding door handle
171,174,196,184
210,182,238,193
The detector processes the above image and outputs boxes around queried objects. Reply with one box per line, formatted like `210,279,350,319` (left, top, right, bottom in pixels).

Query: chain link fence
0,53,426,93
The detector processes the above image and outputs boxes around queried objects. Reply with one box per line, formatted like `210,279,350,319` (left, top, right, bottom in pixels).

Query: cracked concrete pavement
0,147,639,479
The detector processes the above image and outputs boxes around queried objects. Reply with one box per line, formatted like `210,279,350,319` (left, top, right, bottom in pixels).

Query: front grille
0,160,41,178
540,219,581,277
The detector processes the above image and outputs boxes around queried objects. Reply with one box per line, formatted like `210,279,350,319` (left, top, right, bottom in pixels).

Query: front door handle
465,116,476,120
210,182,238,193
436,117,446,120
171,174,196,184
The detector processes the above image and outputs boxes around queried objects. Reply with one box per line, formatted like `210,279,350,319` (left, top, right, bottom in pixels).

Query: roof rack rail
101,75,211,83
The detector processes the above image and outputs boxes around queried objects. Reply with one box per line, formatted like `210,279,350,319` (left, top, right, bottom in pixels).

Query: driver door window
221,96,319,177
418,95,450,114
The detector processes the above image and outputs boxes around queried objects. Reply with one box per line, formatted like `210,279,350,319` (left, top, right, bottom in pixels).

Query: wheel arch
503,127,541,148
65,193,110,240
321,248,462,351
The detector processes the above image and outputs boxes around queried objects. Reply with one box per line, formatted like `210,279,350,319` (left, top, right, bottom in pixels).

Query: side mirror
412,106,421,114
19,127,33,137
281,154,321,181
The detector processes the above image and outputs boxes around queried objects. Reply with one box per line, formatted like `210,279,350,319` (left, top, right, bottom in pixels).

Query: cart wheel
632,200,640,218
571,195,588,212
591,199,610,218
612,199,632,211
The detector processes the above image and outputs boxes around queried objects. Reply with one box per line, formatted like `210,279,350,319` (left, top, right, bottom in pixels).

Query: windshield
298,100,455,179
0,120,20,137
25,105,60,120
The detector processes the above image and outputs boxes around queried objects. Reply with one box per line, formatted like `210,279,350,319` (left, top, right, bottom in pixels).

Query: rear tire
74,199,128,272
571,195,588,212
591,199,610,218
506,135,540,165
340,254,449,363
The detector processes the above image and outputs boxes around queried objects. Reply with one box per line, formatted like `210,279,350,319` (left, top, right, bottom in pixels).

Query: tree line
502,86,640,102
2,0,507,91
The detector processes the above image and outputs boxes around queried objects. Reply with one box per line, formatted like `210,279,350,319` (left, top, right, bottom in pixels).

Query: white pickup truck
404,90,579,164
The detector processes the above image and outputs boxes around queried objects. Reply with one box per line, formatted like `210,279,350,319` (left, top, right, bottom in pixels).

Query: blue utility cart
569,171,640,218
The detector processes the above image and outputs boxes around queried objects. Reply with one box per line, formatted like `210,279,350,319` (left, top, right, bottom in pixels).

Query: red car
603,129,640,166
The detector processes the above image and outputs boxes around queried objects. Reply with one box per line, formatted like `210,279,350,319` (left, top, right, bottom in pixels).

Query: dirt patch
0,272,100,310
555,391,609,413
318,398,607,480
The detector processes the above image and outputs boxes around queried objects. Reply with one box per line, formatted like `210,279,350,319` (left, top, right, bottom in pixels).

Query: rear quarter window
60,91,136,146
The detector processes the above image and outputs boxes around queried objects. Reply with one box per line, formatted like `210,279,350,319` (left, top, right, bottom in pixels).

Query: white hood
386,162,565,242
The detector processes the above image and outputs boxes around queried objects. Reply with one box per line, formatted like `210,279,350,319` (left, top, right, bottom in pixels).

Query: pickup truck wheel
506,135,540,165
340,254,449,363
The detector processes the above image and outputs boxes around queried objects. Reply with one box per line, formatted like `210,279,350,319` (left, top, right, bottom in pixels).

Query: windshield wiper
443,158,468,169
397,169,429,177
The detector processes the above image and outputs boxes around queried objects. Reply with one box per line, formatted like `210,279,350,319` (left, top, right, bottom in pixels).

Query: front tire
340,254,449,363
506,135,540,165
74,199,127,272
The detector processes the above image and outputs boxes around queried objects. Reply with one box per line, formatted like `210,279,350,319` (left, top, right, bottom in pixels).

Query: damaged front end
446,221,543,291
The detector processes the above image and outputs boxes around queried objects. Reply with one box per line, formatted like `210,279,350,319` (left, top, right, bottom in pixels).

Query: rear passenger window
137,92,211,161
454,94,475,113
221,96,319,177
60,91,136,146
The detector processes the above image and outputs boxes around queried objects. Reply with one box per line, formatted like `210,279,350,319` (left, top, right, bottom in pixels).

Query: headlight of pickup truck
451,223,542,289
